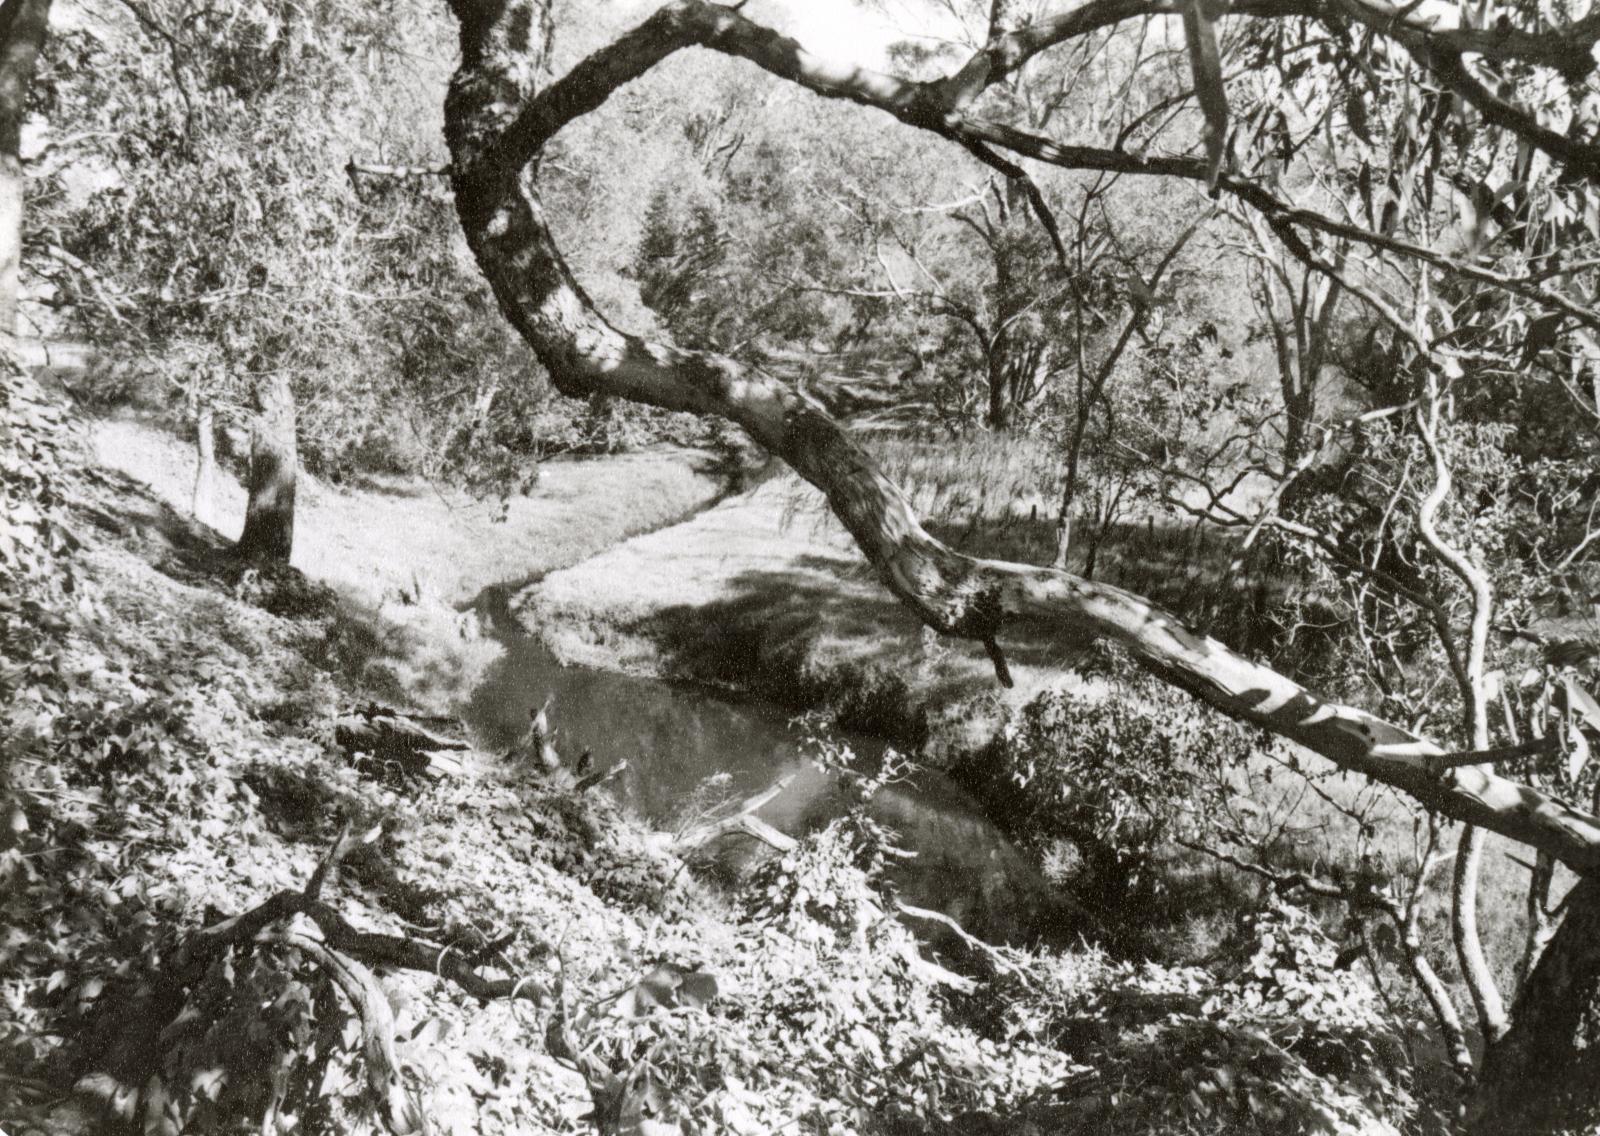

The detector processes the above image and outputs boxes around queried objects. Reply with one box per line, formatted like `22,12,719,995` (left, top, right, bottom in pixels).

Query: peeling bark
440,0,1600,875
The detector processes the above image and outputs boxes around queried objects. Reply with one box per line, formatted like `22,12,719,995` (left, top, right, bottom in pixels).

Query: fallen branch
674,775,798,853
345,159,452,182
336,705,471,780
897,942,978,994
575,758,628,793
279,931,426,1136
894,900,1028,976
168,832,549,1037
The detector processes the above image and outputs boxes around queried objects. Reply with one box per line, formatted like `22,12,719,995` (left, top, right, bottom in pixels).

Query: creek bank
90,413,728,612
518,475,1100,763
465,589,1079,946
14,415,1111,1136
86,415,1077,944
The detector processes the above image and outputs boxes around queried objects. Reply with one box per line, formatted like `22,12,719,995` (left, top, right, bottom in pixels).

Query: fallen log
574,758,628,794
673,776,797,853
336,703,470,781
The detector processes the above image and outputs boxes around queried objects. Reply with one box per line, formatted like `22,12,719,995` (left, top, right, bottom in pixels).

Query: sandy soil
88,414,725,608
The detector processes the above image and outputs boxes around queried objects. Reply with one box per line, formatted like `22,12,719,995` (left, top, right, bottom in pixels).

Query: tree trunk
0,0,52,350
1467,877,1600,1133
192,401,217,528
236,372,296,564
986,347,1011,430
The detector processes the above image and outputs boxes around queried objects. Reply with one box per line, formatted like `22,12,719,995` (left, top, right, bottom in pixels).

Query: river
464,606,1076,947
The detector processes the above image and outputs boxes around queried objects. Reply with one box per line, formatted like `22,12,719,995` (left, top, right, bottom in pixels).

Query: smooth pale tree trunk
0,0,51,352
236,373,296,563
191,401,217,528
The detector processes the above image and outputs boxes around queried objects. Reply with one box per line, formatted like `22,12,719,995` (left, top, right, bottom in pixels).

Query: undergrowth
2,385,1440,1135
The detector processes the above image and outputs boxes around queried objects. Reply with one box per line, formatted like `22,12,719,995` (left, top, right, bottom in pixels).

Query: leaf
1567,730,1590,783
190,1067,227,1103
143,1073,180,1136
1562,676,1600,733
678,970,717,1009
617,962,718,1017
1519,314,1565,368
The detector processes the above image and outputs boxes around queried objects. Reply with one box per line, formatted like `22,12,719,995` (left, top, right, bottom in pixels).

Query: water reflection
465,614,1071,945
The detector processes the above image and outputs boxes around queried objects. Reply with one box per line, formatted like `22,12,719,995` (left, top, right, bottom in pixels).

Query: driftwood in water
574,758,626,794
335,703,468,781
673,776,797,854
510,695,563,773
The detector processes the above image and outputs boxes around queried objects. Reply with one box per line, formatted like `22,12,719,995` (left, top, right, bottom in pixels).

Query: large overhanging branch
471,1,1599,334
442,0,1600,875
948,0,1600,103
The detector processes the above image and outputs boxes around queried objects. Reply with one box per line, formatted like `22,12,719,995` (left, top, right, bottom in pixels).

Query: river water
464,613,1075,946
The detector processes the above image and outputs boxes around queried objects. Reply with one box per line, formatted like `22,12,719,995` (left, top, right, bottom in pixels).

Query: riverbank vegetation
4,0,1600,1131
4,407,1434,1135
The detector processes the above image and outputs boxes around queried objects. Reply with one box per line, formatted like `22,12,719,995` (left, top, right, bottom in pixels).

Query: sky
743,0,952,65
605,0,969,69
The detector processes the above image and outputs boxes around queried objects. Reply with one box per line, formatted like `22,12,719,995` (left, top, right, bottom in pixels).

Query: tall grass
870,430,1065,525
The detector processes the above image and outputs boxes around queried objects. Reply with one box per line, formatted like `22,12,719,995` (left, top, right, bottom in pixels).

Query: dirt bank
520,475,1098,758
91,414,726,609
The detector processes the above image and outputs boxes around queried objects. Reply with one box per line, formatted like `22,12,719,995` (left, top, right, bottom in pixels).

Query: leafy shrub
745,820,888,948
998,903,1430,1135
587,830,693,918
962,649,1264,920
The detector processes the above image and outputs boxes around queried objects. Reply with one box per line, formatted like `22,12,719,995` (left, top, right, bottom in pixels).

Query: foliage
967,648,1265,921
0,368,75,591
27,0,709,505
998,903,1432,1135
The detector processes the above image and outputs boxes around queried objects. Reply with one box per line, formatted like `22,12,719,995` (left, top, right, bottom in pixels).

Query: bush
998,903,1431,1135
961,649,1264,921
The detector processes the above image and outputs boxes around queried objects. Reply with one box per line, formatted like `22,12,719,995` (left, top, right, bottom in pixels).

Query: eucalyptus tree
27,0,547,558
438,0,1600,1126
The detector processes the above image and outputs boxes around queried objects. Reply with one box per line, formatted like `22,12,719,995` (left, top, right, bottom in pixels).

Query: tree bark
1467,877,1600,1133
0,0,52,350
985,344,1011,430
440,0,1600,875
236,372,296,564
1453,824,1509,1043
191,401,217,528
